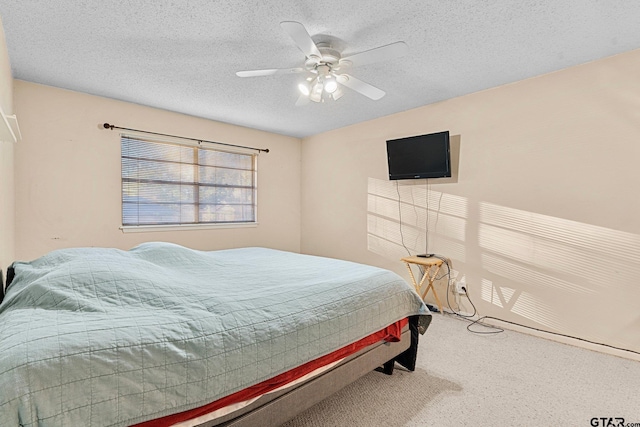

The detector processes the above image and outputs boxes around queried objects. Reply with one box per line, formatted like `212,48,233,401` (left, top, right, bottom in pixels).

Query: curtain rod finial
103,123,113,129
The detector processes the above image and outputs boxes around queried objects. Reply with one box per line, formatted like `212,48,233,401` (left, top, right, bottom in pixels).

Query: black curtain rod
102,123,269,153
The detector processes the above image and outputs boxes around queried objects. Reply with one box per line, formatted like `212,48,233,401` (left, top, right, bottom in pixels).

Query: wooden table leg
406,262,444,314
403,262,420,294
423,283,444,314
430,264,444,314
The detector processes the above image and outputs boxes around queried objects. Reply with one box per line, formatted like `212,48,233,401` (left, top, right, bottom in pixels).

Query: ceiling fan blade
280,21,322,60
340,41,409,68
295,94,310,107
236,67,305,77
336,74,385,100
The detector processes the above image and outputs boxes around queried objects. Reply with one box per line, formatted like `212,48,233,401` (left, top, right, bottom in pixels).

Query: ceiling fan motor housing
305,43,341,71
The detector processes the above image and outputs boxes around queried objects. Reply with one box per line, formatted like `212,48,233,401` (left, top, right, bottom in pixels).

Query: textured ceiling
1,1,639,138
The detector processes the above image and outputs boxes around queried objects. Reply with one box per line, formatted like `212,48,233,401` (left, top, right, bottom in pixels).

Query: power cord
426,254,479,323
396,181,412,257
446,281,476,319
444,284,640,355
425,179,429,254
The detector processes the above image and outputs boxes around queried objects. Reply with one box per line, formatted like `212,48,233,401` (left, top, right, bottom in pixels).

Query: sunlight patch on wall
367,213,425,252
480,203,640,264
367,194,467,241
367,232,410,260
481,279,503,308
501,286,516,305
367,177,467,261
480,278,519,309
481,273,624,345
367,213,466,261
478,208,640,299
478,222,604,282
477,201,640,344
368,178,468,219
481,253,597,295
511,292,563,332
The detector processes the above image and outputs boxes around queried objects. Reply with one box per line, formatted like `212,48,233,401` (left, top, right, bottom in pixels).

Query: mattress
137,319,409,427
0,243,429,426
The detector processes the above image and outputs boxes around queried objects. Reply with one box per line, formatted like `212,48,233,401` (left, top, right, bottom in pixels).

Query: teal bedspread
0,243,429,426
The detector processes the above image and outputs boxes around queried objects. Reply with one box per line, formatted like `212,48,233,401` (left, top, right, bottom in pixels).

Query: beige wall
0,16,12,115
14,81,301,260
301,49,640,358
0,139,13,272
0,17,15,272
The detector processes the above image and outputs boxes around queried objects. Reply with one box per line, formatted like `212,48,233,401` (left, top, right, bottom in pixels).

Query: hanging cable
396,181,412,256
425,179,429,254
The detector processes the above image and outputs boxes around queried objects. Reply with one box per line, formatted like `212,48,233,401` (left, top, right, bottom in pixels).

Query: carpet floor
282,314,640,427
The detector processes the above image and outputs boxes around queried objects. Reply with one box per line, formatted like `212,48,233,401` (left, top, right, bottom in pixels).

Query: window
121,135,257,228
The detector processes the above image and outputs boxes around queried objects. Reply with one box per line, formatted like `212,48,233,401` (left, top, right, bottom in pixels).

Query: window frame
119,133,258,232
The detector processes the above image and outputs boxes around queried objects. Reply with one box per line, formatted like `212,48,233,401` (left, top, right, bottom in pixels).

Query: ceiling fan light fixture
312,78,323,95
331,86,344,100
309,90,322,103
324,76,338,93
298,81,310,96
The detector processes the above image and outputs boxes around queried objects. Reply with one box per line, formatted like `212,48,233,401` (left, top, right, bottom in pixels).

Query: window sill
120,222,258,233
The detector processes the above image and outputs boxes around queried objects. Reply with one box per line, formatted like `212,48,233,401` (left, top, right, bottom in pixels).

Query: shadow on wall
368,132,462,259
367,177,640,350
367,177,467,261
366,176,467,307
477,202,640,343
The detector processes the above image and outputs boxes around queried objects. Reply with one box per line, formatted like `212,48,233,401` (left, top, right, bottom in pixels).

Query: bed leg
381,360,395,375
375,359,395,375
394,316,419,371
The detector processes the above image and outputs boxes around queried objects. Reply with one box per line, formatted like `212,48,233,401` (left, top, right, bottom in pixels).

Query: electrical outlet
455,281,466,295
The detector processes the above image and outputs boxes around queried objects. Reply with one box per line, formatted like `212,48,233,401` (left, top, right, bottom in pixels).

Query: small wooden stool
401,256,445,314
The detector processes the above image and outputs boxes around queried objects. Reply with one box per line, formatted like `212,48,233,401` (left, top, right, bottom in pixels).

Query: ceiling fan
236,21,408,105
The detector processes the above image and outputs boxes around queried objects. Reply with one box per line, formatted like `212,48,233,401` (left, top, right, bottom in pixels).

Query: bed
0,243,431,426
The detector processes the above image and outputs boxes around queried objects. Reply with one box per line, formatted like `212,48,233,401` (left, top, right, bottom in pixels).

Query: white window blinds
121,135,257,226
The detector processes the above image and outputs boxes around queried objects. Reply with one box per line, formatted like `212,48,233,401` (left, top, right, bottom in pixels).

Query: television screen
386,131,451,180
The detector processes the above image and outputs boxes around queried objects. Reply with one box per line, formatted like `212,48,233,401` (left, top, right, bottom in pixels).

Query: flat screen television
386,131,451,180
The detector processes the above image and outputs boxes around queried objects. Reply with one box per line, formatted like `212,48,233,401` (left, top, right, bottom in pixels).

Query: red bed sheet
133,318,408,427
